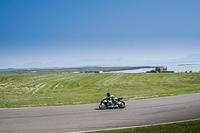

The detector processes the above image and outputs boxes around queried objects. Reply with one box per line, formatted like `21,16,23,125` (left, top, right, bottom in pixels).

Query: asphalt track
0,93,200,133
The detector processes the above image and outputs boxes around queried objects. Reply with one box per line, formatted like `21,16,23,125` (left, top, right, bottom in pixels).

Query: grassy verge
90,120,200,133
0,73,200,108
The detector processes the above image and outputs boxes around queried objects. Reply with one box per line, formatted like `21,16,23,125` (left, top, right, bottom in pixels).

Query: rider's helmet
107,93,111,97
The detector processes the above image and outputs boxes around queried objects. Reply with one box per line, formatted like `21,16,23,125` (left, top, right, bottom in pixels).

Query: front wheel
99,103,106,109
118,101,126,108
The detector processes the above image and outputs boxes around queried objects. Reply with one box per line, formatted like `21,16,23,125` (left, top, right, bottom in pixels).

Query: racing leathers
107,94,117,104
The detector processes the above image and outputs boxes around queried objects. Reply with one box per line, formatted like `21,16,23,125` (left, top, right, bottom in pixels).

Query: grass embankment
0,73,200,108
90,120,200,133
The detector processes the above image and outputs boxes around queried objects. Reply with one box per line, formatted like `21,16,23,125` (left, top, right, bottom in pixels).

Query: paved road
1,93,200,133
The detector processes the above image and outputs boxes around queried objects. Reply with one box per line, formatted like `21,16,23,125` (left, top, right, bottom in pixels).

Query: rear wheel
99,103,106,109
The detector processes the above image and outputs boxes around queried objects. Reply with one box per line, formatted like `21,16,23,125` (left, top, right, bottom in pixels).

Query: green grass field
0,73,200,108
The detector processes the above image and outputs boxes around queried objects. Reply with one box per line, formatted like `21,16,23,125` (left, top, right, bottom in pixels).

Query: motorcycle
99,97,126,109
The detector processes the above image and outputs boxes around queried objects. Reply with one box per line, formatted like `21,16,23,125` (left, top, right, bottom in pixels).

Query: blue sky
0,0,200,66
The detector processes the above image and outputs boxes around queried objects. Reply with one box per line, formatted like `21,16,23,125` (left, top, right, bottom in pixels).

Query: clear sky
0,0,200,66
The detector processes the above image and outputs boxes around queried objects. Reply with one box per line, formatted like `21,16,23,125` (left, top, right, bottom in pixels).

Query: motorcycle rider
107,93,117,104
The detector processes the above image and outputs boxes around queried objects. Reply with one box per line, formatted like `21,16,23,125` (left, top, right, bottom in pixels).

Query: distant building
72,72,80,73
147,66,173,73
95,71,103,73
155,66,167,72
62,72,69,74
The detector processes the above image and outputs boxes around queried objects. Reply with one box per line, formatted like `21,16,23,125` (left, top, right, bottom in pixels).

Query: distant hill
22,62,45,68
0,54,200,69
170,54,200,63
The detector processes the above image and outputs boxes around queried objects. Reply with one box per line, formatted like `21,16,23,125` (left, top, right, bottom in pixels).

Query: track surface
1,93,200,133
